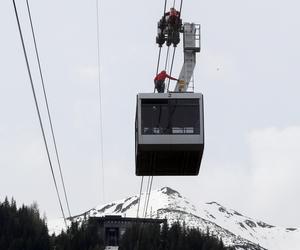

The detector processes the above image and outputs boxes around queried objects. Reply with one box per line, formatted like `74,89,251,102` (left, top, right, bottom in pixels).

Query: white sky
1,0,300,228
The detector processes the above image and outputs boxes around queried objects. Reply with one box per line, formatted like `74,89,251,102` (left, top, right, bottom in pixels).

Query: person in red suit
165,8,182,46
166,8,180,27
154,70,178,93
156,8,182,47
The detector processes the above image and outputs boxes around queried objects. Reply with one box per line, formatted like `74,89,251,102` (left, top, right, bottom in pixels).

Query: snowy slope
48,187,300,250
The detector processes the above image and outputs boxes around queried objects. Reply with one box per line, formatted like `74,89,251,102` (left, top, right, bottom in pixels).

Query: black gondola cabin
135,92,204,176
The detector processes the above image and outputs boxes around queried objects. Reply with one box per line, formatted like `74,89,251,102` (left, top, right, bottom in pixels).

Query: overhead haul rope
96,0,105,203
144,176,153,218
154,48,162,93
154,0,168,93
167,0,183,92
136,177,148,249
156,48,162,76
137,68,157,245
138,0,184,247
164,46,170,71
136,176,153,250
179,0,183,15
156,0,183,92
136,77,156,242
144,0,183,221
142,176,151,217
167,47,177,92
147,0,168,213
166,0,183,92
164,0,168,14
25,0,72,219
136,176,144,218
12,0,67,226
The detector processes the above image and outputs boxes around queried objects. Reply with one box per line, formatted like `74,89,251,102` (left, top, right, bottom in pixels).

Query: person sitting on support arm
165,7,182,46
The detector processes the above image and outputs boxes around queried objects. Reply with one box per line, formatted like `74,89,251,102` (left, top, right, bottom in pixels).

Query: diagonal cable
26,0,72,219
144,176,153,218
136,176,144,218
96,0,105,203
179,0,183,16
167,46,177,92
12,0,67,226
142,176,151,217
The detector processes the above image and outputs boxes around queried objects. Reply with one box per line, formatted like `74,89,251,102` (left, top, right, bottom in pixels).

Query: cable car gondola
135,92,204,176
135,7,203,176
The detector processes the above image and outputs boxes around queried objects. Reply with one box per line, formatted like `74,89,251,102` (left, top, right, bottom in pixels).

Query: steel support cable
142,176,151,217
164,46,170,71
136,176,153,250
154,0,168,93
179,0,183,16
136,175,153,250
137,1,170,247
136,176,149,250
159,0,168,72
167,46,177,92
167,0,183,92
154,48,162,93
156,47,162,76
136,176,144,218
96,0,105,203
163,0,168,14
144,176,153,218
25,0,72,219
173,0,176,8
142,177,150,217
12,0,67,227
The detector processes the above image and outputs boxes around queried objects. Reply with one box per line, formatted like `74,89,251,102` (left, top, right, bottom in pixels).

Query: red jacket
154,71,177,81
165,10,180,18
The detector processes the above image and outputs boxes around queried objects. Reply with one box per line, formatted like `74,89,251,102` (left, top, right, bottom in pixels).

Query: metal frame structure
175,23,201,92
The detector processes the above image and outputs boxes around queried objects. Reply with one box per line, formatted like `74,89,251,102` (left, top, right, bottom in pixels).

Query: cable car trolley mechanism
135,4,204,176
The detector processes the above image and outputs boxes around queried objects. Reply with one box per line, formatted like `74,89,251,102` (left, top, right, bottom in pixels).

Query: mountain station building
90,215,166,249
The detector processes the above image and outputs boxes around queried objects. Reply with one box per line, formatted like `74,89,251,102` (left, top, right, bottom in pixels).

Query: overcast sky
1,0,300,228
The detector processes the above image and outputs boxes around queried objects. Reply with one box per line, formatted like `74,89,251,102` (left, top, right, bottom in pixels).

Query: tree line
0,197,234,250
0,197,50,250
120,221,234,250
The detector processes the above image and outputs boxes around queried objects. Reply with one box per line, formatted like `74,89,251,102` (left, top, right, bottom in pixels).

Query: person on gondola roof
154,70,178,93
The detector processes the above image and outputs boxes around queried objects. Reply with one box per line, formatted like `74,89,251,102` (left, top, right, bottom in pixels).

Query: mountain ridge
48,186,299,250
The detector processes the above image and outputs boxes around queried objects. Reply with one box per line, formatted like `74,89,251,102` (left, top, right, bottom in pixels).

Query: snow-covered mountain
48,187,300,250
